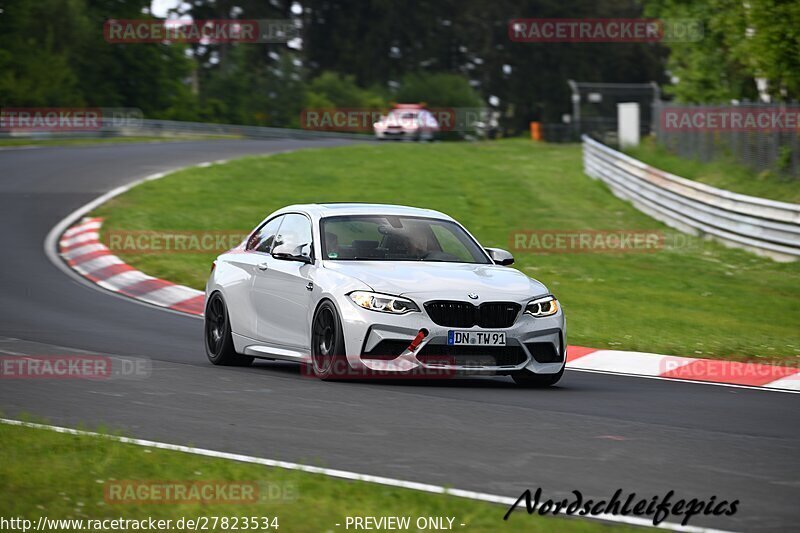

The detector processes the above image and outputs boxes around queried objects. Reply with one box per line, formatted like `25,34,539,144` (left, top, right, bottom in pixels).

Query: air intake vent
417,344,527,367
525,342,563,363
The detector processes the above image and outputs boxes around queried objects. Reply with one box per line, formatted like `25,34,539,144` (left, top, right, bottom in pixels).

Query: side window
274,214,313,256
247,216,283,253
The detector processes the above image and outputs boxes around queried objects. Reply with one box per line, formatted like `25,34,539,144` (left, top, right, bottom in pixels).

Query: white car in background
205,203,566,387
373,105,440,141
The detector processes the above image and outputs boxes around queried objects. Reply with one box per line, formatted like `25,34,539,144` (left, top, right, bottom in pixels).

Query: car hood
323,261,548,301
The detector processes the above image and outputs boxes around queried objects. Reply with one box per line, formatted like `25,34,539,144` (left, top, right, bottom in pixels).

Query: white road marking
0,418,736,533
62,220,101,238
62,242,106,260
137,284,203,307
762,374,800,391
97,270,154,291
72,255,122,275
568,368,800,394
569,350,694,375
60,231,98,248
43,161,255,318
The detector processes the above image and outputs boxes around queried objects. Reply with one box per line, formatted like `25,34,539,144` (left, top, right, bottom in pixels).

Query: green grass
0,422,626,532
0,135,241,147
94,139,800,362
625,137,800,203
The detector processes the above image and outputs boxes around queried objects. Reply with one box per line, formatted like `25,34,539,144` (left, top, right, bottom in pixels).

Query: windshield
321,215,491,263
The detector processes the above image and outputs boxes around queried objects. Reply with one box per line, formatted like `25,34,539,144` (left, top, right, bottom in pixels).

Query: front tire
204,293,254,366
512,366,564,388
310,301,348,380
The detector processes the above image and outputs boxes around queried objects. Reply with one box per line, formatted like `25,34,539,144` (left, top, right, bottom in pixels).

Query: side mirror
272,242,313,264
485,247,514,266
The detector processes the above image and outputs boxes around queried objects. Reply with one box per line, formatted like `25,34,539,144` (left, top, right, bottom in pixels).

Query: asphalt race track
1,140,798,532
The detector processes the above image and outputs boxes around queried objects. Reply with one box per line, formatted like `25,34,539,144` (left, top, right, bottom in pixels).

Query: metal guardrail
0,117,371,141
582,134,800,261
117,118,371,140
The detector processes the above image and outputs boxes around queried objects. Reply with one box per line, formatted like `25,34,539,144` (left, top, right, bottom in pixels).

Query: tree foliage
646,0,800,102
4,0,794,129
0,0,195,114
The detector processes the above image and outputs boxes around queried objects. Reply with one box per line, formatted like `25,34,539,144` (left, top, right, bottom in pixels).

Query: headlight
348,291,420,314
525,295,559,317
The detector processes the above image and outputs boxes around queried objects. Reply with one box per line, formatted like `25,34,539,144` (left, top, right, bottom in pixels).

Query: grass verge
94,139,800,362
0,421,628,532
624,137,800,203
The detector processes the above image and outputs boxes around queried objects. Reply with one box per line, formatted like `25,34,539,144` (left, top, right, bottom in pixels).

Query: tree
301,0,668,132
394,73,483,108
734,0,800,100
0,0,197,115
646,0,800,103
306,71,385,108
0,0,88,106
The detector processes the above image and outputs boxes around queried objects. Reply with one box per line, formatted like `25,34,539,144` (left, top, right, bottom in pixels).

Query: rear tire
204,293,254,367
512,366,564,388
310,301,348,380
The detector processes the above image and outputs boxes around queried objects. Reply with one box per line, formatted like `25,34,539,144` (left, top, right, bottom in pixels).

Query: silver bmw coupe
205,203,566,386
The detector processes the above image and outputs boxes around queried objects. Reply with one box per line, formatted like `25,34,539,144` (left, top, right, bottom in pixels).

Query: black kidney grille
479,302,522,328
423,301,474,327
424,301,521,328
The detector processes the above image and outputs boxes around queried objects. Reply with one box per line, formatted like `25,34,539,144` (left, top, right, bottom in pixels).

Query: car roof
274,203,454,221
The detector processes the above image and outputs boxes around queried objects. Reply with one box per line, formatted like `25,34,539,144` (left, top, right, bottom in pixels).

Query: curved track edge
57,217,800,394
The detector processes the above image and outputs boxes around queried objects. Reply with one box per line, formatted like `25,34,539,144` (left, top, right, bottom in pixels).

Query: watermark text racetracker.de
105,230,249,254
300,357,463,380
509,229,709,254
103,480,297,505
661,106,800,132
0,355,150,380
0,516,281,532
104,19,298,44
508,18,703,42
511,230,663,254
659,358,800,381
504,488,738,527
0,108,142,132
300,108,491,132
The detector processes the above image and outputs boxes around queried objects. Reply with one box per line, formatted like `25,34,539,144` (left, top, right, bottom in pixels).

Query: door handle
257,262,269,271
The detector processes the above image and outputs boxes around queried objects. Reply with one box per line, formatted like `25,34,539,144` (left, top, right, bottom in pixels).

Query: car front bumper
375,128,412,139
335,295,566,376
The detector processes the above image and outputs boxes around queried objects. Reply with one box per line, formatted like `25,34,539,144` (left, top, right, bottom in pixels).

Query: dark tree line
1,0,795,132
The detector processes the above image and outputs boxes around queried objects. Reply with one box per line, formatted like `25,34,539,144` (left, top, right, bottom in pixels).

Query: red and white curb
60,218,800,393
59,217,205,315
566,346,799,392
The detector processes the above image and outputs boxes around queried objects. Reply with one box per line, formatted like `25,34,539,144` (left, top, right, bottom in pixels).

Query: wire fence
652,101,800,178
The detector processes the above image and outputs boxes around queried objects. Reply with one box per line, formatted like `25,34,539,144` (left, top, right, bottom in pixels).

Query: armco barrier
114,118,371,140
582,134,800,261
0,117,370,141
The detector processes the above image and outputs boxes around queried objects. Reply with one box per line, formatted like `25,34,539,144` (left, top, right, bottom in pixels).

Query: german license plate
447,331,506,346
